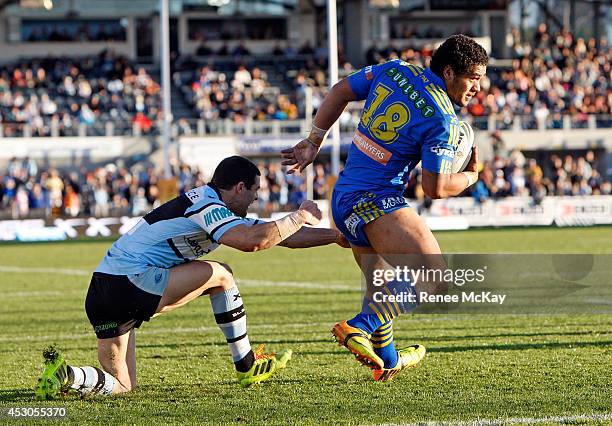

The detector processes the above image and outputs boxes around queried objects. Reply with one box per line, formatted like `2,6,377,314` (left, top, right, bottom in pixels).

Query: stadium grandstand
0,0,610,233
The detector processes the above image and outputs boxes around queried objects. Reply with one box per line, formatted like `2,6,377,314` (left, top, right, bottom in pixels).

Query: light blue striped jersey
96,184,259,275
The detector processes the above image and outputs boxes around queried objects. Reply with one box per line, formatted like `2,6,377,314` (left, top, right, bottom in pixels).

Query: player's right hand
281,138,320,174
298,200,322,226
465,146,478,174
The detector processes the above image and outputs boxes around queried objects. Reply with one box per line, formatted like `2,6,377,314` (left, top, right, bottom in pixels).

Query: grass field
1,227,611,425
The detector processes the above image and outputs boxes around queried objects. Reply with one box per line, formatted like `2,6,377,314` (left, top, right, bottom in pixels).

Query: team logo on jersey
364,65,373,80
381,196,406,210
203,207,233,227
430,146,455,157
344,213,361,237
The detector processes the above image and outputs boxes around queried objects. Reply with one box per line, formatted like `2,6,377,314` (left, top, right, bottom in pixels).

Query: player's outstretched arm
219,201,322,252
279,227,350,249
422,146,479,199
281,78,357,174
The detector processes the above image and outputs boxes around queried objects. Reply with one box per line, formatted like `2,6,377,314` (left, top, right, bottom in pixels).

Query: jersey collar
207,182,224,200
424,68,447,91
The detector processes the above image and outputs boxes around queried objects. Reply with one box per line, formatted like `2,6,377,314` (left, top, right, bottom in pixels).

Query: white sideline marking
3,291,65,298
0,264,356,292
394,413,612,426
0,321,331,343
0,265,90,276
238,279,355,291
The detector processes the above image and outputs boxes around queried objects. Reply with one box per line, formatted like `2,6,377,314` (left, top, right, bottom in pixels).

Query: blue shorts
127,266,171,296
331,189,409,247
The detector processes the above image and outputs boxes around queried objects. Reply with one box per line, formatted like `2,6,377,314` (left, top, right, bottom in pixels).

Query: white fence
422,196,612,230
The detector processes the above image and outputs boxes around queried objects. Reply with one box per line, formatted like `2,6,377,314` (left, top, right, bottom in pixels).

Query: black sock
66,366,75,386
234,350,255,373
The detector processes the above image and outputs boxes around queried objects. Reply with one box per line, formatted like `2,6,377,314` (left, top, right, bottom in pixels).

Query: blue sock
347,312,382,335
347,279,417,367
347,278,412,334
372,322,398,368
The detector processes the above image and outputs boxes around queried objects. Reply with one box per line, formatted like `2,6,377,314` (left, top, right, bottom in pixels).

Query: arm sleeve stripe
434,85,455,113
426,85,453,116
184,202,225,217
406,64,421,76
425,85,446,114
210,217,243,240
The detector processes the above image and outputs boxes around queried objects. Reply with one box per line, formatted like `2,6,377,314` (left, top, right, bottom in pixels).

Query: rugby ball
451,121,475,173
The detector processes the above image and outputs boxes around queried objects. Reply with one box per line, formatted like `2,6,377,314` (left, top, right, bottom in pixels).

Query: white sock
68,366,116,396
210,285,254,372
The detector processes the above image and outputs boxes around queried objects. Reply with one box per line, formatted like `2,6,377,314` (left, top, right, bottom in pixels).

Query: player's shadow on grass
246,290,359,297
0,389,34,402
297,350,360,356
395,329,604,342
428,339,612,353
398,321,612,333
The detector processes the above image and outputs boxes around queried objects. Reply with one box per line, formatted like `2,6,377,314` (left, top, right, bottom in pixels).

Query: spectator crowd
0,22,610,220
0,24,609,136
0,157,331,220
361,25,611,130
179,25,610,131
0,50,160,137
403,144,610,205
1,150,610,220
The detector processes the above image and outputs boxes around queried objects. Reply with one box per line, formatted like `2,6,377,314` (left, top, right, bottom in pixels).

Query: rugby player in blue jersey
282,35,488,381
36,156,349,399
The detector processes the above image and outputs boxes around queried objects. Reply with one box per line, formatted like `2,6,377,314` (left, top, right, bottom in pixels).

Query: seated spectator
298,41,315,56
195,40,213,56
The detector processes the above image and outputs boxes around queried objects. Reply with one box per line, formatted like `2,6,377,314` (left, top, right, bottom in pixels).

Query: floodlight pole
305,86,314,200
327,0,341,176
160,0,172,178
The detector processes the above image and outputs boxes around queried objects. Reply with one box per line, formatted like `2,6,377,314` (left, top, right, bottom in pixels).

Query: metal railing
0,113,610,138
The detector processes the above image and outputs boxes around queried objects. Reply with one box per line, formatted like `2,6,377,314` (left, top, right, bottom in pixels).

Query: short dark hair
430,34,488,77
210,156,261,190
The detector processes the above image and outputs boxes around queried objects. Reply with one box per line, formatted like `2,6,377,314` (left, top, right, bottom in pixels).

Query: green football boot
372,344,426,382
35,346,69,400
236,345,292,388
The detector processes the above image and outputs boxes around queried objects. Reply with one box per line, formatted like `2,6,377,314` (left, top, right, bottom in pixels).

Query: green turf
1,227,611,425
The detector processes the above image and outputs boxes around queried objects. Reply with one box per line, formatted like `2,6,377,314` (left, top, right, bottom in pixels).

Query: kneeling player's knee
214,262,235,289
217,262,233,276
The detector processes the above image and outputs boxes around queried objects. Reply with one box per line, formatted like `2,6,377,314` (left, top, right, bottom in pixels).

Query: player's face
234,178,260,217
444,64,486,107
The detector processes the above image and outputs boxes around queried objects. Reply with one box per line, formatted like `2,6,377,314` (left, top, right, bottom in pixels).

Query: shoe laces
254,344,275,360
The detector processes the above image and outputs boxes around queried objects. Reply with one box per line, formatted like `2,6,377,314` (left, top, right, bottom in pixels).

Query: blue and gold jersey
335,60,460,194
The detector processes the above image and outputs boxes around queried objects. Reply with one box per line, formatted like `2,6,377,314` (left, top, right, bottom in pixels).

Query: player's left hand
281,139,321,174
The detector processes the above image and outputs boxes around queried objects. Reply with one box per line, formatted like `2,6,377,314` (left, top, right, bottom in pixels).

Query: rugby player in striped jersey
36,156,349,399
